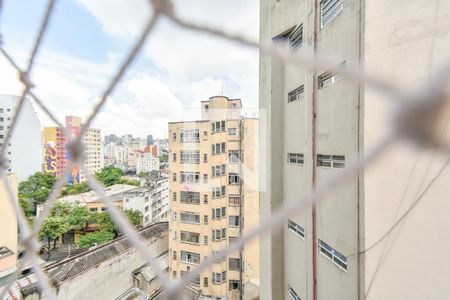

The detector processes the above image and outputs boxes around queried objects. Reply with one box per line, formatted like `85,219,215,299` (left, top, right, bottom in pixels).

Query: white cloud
76,0,151,38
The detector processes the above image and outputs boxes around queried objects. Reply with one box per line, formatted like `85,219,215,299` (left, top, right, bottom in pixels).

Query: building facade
0,174,18,284
168,96,260,299
0,94,42,182
124,175,169,226
83,127,102,179
136,152,160,174
43,127,67,178
260,0,450,299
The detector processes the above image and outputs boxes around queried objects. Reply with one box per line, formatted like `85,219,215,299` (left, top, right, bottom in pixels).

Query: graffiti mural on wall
43,141,57,175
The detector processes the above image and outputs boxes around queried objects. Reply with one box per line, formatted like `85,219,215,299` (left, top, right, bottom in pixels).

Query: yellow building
0,174,18,281
169,96,260,299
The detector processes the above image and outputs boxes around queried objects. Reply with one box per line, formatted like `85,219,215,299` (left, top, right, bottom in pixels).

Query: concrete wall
49,230,168,299
363,0,450,299
0,174,18,273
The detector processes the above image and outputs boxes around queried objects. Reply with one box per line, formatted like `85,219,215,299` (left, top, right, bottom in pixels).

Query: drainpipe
238,117,244,300
311,0,318,299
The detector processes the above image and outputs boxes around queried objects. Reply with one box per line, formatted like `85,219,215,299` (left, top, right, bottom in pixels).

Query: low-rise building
124,174,169,226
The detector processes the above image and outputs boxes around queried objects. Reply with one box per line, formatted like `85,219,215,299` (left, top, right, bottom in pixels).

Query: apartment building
136,152,160,174
260,0,450,299
83,127,103,178
168,96,260,300
44,116,101,182
44,127,67,177
0,94,42,181
124,174,169,226
0,174,18,284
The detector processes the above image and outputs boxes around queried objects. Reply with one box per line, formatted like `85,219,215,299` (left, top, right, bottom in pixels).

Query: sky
0,0,259,139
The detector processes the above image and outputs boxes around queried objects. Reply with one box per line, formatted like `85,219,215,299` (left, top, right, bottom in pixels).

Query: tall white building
136,153,160,174
260,1,450,300
0,94,42,182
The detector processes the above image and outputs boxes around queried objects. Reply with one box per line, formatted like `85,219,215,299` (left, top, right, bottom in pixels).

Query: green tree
19,195,32,218
124,209,143,228
19,172,56,205
96,166,124,187
138,172,149,178
62,182,91,195
158,154,168,163
77,230,114,248
39,217,69,260
67,203,92,234
120,178,140,186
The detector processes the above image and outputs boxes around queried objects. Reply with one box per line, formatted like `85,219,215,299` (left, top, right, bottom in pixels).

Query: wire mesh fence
0,0,449,299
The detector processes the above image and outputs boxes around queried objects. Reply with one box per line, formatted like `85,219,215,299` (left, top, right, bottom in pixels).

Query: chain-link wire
1,0,450,299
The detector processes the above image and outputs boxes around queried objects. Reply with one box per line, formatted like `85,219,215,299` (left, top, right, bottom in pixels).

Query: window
203,194,208,204
212,271,227,284
228,128,237,135
318,240,348,271
173,231,177,240
181,251,200,265
212,186,226,198
288,286,301,300
212,142,226,155
228,150,241,163
172,132,177,141
180,172,200,183
320,0,343,28
172,153,177,162
203,174,208,183
173,212,177,220
172,173,177,182
229,280,241,291
212,121,226,133
180,129,199,143
288,219,305,239
212,228,227,241
173,251,177,260
229,216,240,227
288,85,304,103
180,231,200,244
228,195,241,206
180,191,200,204
318,63,345,88
289,24,303,53
228,173,240,185
288,153,304,165
173,192,177,201
204,215,208,224
205,105,209,111
212,164,226,177
203,277,208,287
317,154,345,168
204,235,208,245
212,207,227,219
180,212,200,224
180,150,200,164
89,208,97,212
228,258,241,270
203,153,208,163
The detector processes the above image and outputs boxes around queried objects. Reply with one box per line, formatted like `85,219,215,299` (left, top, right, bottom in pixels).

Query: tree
96,166,124,187
138,172,149,178
121,178,140,187
67,203,92,234
39,217,69,260
19,195,32,218
124,209,143,228
158,154,168,163
62,182,90,195
77,230,114,248
19,172,56,205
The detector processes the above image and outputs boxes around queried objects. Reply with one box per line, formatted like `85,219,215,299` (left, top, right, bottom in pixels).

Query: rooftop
58,184,138,204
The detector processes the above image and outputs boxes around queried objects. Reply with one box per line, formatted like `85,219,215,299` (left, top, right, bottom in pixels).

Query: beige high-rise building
83,127,103,179
0,174,18,283
169,96,260,299
260,0,450,300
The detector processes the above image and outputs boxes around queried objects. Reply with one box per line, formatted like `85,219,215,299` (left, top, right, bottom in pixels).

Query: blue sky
0,0,259,138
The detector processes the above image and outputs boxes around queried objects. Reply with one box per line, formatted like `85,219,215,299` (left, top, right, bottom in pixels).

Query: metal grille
0,0,449,299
